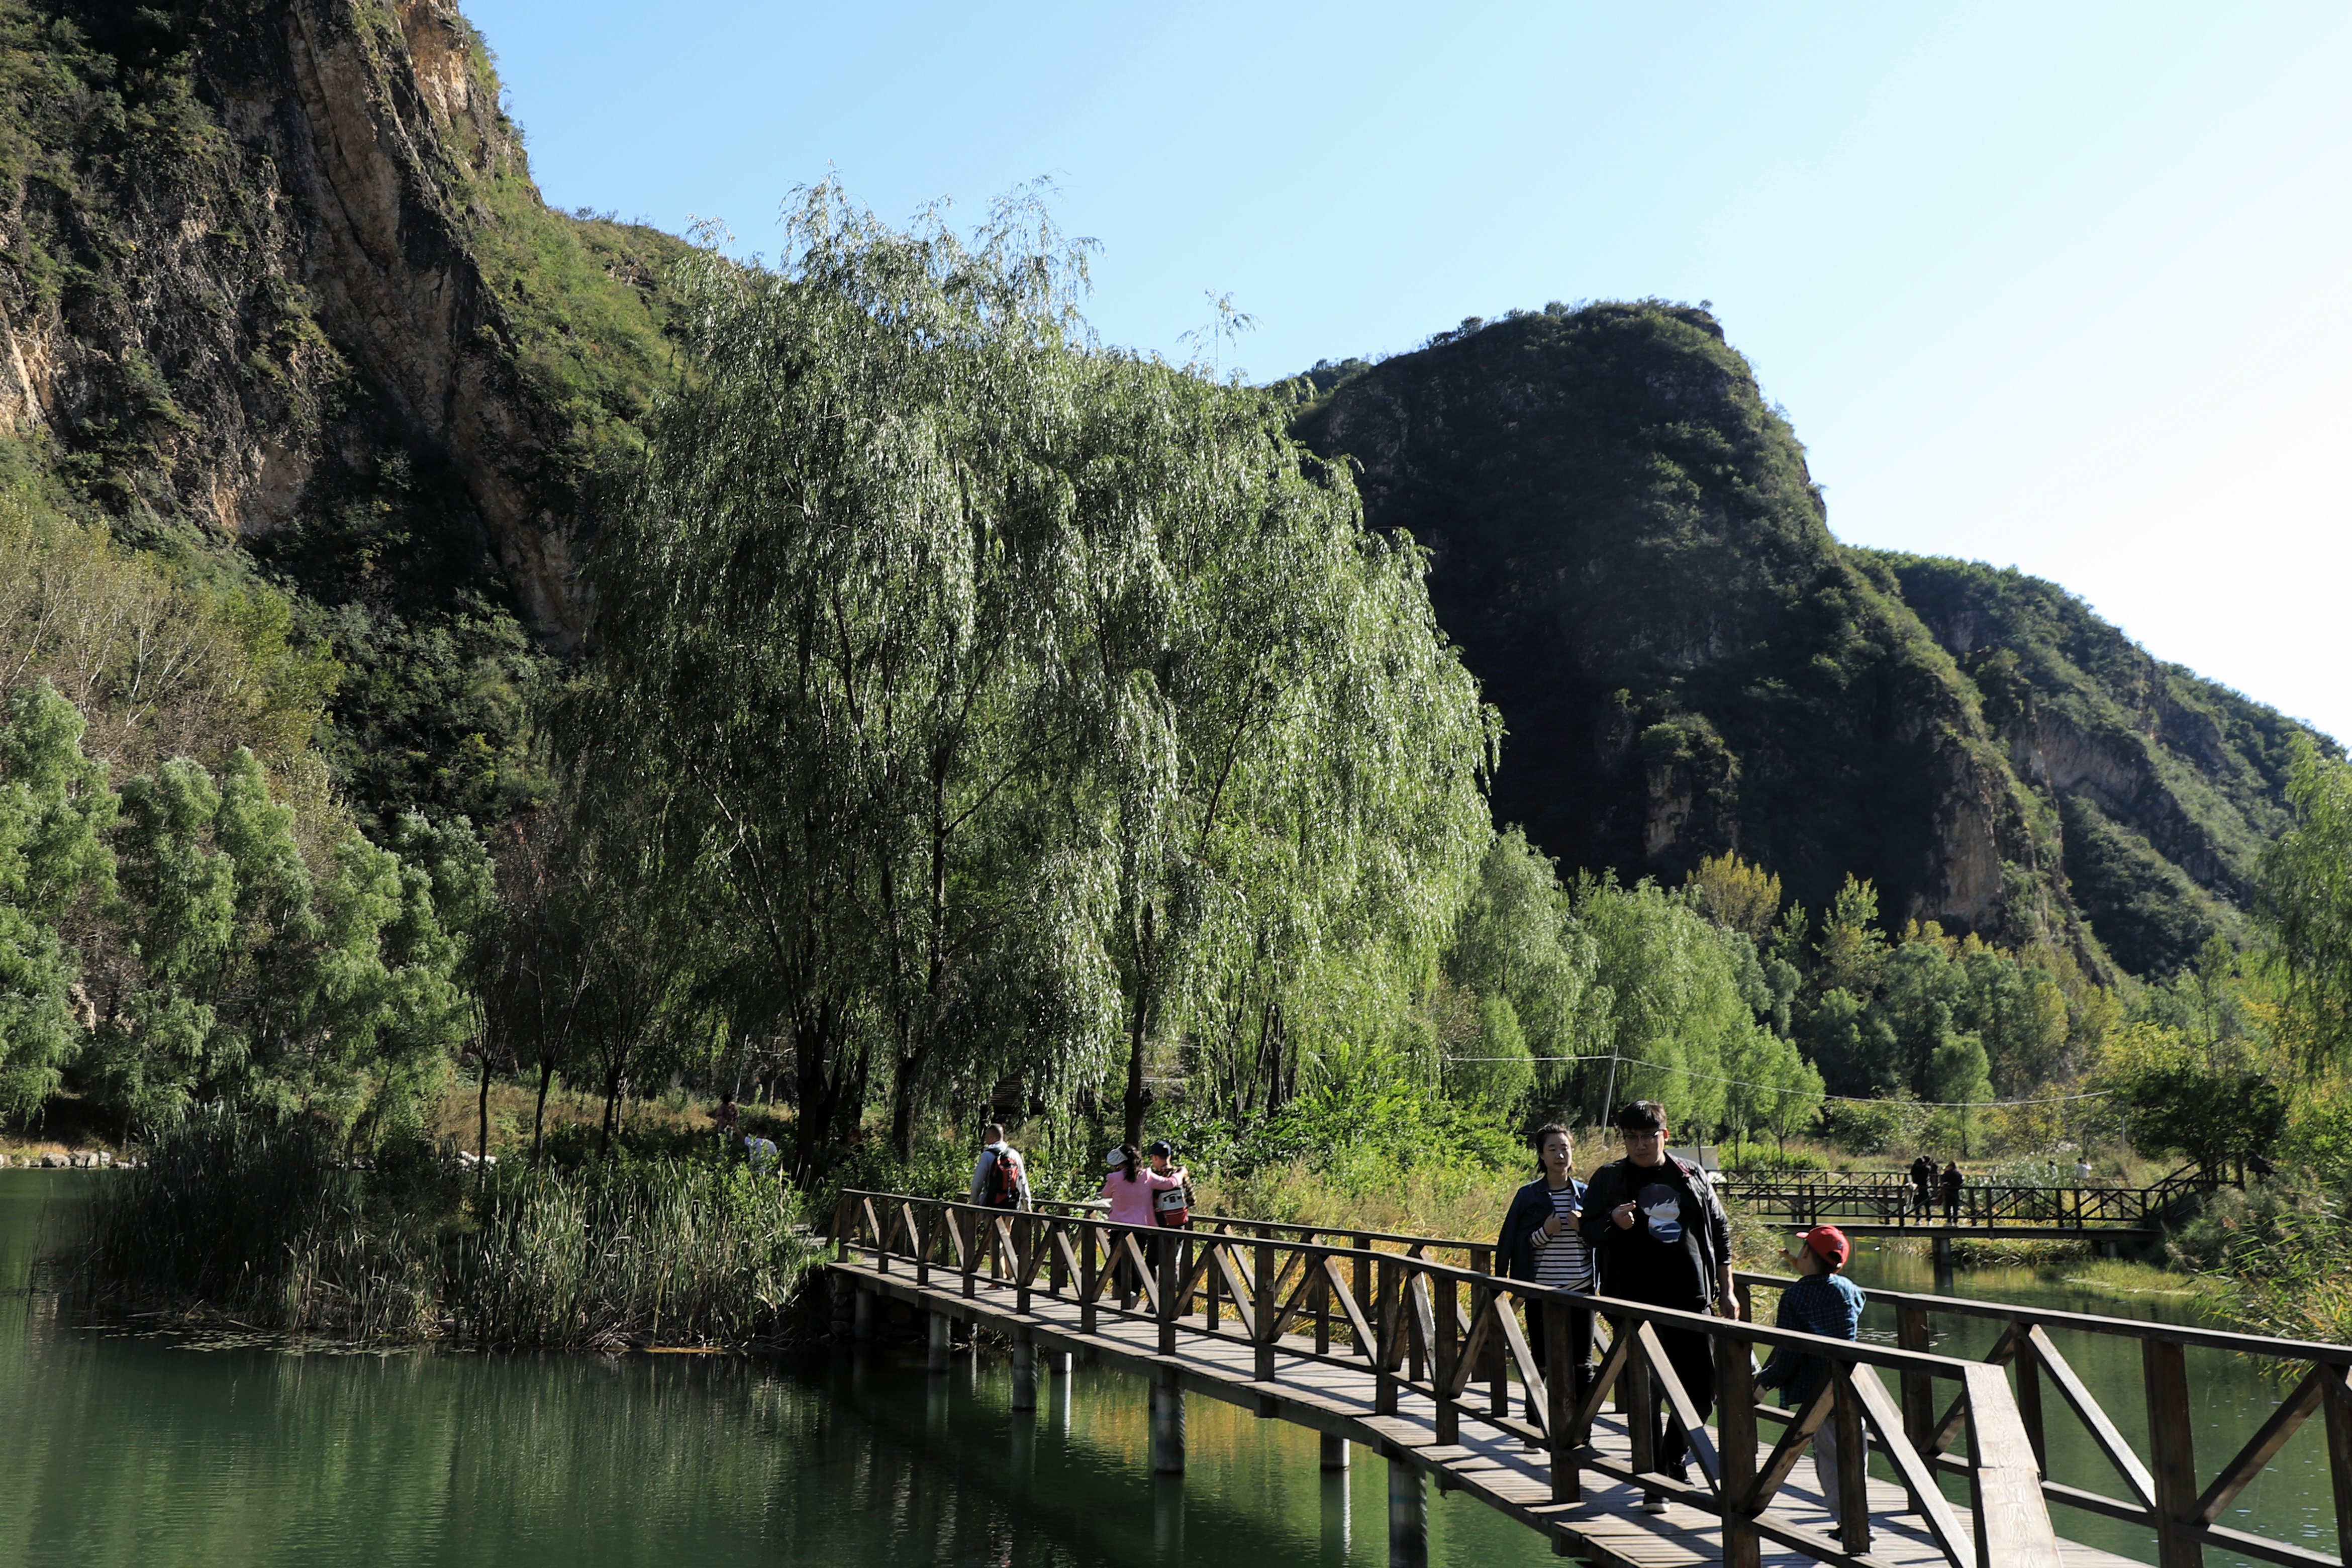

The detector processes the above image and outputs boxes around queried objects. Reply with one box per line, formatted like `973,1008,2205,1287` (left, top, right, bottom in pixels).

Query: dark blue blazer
1497,1175,1586,1283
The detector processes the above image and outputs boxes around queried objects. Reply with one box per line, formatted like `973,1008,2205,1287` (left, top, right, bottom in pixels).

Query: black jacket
1576,1154,1732,1306
1497,1175,1589,1284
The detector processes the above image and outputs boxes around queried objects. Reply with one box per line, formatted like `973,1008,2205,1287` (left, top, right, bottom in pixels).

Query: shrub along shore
79,1115,818,1348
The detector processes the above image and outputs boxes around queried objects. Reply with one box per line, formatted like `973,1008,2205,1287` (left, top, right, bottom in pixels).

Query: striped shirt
1530,1183,1592,1291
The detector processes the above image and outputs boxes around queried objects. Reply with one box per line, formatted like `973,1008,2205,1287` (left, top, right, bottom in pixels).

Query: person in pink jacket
1101,1143,1186,1225
1101,1142,1187,1303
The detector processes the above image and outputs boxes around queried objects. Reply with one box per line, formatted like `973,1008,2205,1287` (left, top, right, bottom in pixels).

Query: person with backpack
968,1123,1032,1211
1578,1100,1736,1514
1941,1159,1964,1223
1146,1140,1193,1228
1497,1122,1593,1421
1755,1225,1867,1530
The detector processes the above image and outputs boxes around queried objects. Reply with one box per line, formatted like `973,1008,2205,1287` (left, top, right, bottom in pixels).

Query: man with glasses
1579,1100,1737,1513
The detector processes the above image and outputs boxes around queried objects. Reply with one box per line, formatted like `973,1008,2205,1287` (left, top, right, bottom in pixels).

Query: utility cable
1442,1052,2112,1111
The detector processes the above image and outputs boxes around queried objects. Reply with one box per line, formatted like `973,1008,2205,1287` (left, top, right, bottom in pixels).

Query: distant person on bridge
969,1124,1032,1211
1498,1122,1593,1423
1580,1100,1736,1513
1755,1225,1867,1531
1909,1153,1936,1220
1941,1160,1964,1223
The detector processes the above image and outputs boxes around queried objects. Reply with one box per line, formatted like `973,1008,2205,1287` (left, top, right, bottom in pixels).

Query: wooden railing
836,1190,2065,1567
1738,1270,2352,1568
1717,1164,2223,1228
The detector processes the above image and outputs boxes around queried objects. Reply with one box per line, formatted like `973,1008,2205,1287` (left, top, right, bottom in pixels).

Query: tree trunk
531,1057,554,1167
476,1047,492,1193
600,1063,624,1162
1122,902,1155,1147
889,1039,928,1161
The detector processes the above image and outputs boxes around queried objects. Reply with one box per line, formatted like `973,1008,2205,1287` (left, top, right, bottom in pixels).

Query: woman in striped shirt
1497,1123,1596,1417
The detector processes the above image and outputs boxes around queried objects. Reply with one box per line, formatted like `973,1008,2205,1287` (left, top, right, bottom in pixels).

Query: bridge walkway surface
829,1191,2352,1568
834,1250,2123,1568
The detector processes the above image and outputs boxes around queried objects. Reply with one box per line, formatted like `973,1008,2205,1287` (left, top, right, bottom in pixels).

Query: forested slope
1295,306,2323,977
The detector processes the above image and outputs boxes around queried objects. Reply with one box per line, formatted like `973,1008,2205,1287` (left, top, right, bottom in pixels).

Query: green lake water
0,1173,2334,1566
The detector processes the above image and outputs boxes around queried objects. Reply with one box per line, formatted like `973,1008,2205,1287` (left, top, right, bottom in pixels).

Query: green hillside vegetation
1294,302,2072,956
11,0,2352,1347
1872,551,2319,975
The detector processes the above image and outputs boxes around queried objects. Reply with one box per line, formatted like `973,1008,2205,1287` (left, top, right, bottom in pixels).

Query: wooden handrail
838,1189,2348,1568
838,1189,2070,1567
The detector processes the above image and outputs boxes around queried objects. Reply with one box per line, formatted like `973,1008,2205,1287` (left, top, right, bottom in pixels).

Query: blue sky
468,1,2351,741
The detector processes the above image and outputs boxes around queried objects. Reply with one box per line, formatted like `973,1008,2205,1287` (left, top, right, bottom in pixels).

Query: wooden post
834,1193,852,1263
1159,1229,1180,1356
1835,1366,1871,1556
960,1208,979,1299
2015,1323,2047,1473
1080,1222,1099,1337
914,1204,931,1288
1255,1228,1277,1382
1433,1272,1459,1445
1896,1301,1933,1514
1206,1227,1222,1333
2143,1336,2202,1568
1321,1433,1351,1471
927,1308,950,1374
853,1286,873,1342
1716,1321,1759,1568
1315,1247,1332,1357
1376,1254,1400,1416
1016,1212,1034,1314
1546,1297,1580,1504
1625,1319,1656,1483
2322,1366,2352,1567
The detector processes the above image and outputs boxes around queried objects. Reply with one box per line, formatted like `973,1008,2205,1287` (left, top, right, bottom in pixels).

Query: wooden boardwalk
835,1249,2138,1567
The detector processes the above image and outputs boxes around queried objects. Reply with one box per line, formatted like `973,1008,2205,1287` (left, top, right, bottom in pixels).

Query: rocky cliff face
1298,306,2124,961
5,0,577,635
0,0,684,819
1878,552,2315,974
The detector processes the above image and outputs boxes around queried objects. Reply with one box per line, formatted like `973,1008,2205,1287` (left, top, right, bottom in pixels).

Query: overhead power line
1442,1052,2111,1111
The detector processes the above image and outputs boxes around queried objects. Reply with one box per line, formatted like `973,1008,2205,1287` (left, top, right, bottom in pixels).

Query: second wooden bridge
830,1188,2352,1568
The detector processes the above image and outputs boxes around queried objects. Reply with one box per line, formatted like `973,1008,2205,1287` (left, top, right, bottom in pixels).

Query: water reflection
2,1172,1553,1568
4,1173,2327,1568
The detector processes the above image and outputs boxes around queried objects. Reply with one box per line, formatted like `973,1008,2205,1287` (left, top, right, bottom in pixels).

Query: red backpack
988,1147,1025,1208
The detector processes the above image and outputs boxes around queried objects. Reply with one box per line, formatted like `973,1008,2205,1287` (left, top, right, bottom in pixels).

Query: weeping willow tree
577,185,1494,1163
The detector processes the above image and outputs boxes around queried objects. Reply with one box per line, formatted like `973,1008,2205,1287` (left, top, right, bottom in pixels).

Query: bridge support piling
1011,1333,1037,1412
1322,1467,1352,1555
927,1309,950,1373
853,1286,874,1342
1933,1234,1954,1278
1321,1433,1350,1471
1387,1457,1428,1566
1150,1367,1186,1475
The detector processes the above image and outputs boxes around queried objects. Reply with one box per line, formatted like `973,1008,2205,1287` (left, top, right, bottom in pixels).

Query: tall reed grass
83,1114,818,1346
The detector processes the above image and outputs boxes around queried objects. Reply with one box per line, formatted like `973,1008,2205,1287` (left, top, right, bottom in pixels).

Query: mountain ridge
0,0,2321,978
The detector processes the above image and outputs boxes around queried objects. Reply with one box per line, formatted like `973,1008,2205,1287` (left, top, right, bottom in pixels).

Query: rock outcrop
1299,304,2066,948
0,0,609,646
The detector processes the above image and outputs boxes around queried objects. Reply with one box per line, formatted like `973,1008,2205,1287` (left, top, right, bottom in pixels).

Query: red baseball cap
1801,1225,1850,1268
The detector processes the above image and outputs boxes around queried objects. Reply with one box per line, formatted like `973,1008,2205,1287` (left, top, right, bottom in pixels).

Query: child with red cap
1756,1225,1868,1531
